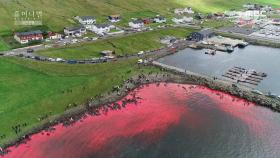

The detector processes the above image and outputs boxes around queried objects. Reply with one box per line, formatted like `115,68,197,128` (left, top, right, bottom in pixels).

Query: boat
205,49,216,55
251,90,263,95
226,45,234,53
237,42,249,48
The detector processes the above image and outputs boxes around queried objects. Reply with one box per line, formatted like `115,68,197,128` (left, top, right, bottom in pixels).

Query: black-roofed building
64,25,86,36
189,29,215,41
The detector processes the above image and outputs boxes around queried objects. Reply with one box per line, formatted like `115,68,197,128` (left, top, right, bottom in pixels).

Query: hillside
0,0,180,34
0,0,279,34
176,0,280,12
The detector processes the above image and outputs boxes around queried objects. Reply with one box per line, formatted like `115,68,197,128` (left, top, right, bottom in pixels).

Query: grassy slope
0,57,160,145
0,0,180,34
0,37,9,51
175,0,280,12
1,0,279,34
37,28,194,59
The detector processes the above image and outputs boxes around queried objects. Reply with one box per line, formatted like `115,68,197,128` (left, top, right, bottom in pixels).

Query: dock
206,36,248,48
222,67,267,86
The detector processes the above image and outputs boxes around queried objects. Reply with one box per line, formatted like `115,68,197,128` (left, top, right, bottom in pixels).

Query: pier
223,67,267,86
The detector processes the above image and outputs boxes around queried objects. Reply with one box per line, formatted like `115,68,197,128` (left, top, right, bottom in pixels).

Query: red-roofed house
14,30,44,44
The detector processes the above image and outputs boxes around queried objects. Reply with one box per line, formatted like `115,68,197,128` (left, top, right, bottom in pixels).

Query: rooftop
78,16,95,21
15,30,43,36
198,29,214,36
64,25,85,31
94,24,110,28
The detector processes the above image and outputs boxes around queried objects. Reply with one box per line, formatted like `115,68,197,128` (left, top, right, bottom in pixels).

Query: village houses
189,29,214,41
129,19,144,29
14,30,44,44
153,16,167,23
174,7,194,15
89,24,114,35
47,31,62,40
172,16,193,24
64,25,86,37
224,10,266,20
75,16,96,25
108,15,121,23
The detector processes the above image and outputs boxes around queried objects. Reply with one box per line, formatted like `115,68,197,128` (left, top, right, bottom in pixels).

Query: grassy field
201,19,234,29
0,57,160,145
175,0,280,13
0,37,9,51
0,0,180,34
0,0,279,34
37,27,194,59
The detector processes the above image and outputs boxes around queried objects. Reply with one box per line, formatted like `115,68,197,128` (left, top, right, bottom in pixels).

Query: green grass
1,0,279,35
0,37,9,51
0,0,180,34
0,57,160,145
201,19,234,29
37,27,194,60
175,0,280,13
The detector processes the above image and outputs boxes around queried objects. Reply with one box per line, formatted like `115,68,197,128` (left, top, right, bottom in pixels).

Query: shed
189,29,215,41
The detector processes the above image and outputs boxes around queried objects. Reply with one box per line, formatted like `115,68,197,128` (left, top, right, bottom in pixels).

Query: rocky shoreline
1,67,280,156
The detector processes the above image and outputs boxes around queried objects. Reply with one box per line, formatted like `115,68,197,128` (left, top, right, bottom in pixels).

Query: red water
3,83,280,158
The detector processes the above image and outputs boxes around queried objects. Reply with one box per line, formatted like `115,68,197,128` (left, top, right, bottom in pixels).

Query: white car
138,51,144,55
56,58,65,62
48,58,56,62
92,37,98,41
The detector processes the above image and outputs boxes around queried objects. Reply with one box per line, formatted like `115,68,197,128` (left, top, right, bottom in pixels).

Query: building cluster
128,15,167,29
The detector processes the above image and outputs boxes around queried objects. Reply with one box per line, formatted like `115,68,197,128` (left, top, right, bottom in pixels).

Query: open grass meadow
175,0,280,13
0,57,160,145
0,37,9,51
37,27,195,60
0,0,279,34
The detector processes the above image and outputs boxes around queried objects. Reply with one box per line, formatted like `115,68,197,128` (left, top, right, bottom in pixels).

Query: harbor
157,45,280,95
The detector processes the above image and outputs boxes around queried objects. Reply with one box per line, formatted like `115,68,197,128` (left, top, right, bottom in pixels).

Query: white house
89,24,113,35
243,3,256,10
174,7,194,15
153,16,167,23
108,15,121,23
75,16,96,25
64,25,86,36
129,20,144,29
172,17,193,24
224,10,266,20
47,32,62,40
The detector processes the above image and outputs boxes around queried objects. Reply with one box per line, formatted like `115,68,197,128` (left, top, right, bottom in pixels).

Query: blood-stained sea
3,83,280,158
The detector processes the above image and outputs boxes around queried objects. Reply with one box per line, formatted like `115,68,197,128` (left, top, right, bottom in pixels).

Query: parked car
56,58,65,62
67,60,77,64
34,56,41,60
92,37,98,41
48,58,56,62
27,48,34,53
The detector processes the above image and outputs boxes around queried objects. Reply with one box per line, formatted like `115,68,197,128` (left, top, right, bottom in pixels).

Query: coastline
1,67,280,154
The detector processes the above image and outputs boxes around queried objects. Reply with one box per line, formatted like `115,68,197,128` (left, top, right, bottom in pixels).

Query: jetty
222,67,267,86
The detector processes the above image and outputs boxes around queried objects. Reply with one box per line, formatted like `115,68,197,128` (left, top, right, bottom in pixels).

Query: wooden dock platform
223,66,267,86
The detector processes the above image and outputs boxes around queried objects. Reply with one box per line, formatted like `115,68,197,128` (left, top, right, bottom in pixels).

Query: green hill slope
175,0,280,12
0,0,279,34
